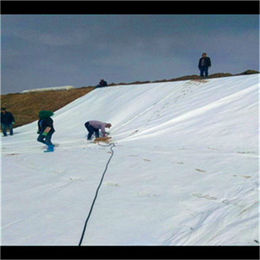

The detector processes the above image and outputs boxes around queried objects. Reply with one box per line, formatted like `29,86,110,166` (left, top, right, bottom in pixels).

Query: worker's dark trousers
85,122,100,140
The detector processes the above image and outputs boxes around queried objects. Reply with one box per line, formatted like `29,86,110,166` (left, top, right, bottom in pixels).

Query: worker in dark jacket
198,53,211,78
95,79,108,89
37,110,55,152
1,107,15,136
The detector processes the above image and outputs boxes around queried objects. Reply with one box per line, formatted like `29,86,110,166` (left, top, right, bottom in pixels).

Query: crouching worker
85,120,112,140
95,79,108,89
37,110,55,152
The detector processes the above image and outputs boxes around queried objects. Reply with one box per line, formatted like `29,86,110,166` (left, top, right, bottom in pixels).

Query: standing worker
198,53,211,78
37,110,55,152
1,107,15,136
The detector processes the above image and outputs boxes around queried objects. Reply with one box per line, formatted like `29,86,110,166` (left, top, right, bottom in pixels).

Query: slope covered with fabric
1,74,259,245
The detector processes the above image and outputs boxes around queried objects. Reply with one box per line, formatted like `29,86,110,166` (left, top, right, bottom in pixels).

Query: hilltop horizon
1,69,259,95
1,70,259,129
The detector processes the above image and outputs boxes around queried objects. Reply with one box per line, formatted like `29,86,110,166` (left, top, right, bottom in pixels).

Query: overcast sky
1,15,259,94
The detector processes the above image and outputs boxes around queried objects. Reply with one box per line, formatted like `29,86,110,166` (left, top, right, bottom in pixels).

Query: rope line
78,142,116,246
